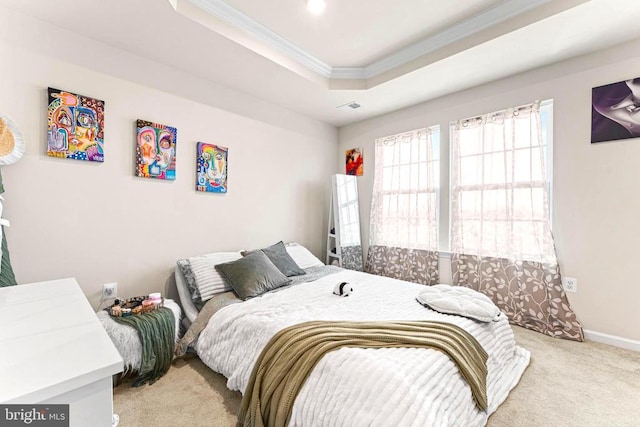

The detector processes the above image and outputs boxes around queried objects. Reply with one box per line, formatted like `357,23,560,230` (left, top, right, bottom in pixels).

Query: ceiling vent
337,101,361,110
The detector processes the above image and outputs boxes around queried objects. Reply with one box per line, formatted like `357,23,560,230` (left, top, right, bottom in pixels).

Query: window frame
441,99,554,256
371,126,441,250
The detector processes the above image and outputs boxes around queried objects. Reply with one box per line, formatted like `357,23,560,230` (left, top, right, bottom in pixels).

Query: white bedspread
196,269,530,427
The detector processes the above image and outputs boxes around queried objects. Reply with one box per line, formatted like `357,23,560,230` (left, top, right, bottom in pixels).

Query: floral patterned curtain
367,127,439,285
450,102,583,341
367,246,438,285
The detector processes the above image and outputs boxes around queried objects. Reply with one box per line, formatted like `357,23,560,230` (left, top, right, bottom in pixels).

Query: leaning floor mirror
328,174,364,271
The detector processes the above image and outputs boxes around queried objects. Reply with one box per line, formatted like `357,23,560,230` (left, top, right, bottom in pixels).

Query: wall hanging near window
47,87,105,162
592,78,640,143
451,101,583,341
135,119,177,180
196,142,228,193
345,147,363,176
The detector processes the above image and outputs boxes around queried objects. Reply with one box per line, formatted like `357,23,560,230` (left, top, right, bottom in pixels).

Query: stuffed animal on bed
333,282,353,297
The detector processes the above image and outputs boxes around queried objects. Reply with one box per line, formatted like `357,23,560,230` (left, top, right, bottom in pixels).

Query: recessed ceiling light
306,0,326,15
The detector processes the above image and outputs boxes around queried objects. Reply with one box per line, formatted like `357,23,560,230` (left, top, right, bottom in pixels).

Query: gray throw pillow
242,241,305,277
216,251,291,300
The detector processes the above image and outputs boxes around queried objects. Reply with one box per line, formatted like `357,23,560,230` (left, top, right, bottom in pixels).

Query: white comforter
196,269,530,427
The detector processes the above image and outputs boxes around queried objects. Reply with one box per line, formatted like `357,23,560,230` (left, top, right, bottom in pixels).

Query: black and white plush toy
333,282,353,297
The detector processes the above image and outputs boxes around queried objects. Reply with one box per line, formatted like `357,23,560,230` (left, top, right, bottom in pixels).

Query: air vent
337,101,361,110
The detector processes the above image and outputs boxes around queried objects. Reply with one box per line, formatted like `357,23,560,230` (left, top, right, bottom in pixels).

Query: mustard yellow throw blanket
239,320,488,427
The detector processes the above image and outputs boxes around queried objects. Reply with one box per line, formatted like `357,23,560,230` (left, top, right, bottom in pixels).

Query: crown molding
330,67,367,80
180,0,581,84
364,0,552,78
186,0,333,78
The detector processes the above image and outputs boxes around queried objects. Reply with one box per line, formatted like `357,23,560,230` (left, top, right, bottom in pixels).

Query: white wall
339,38,640,342
0,8,337,308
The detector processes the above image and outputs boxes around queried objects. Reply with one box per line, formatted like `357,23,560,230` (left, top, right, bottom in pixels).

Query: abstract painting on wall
592,78,640,143
196,142,228,193
47,87,105,162
135,119,177,180
345,147,363,176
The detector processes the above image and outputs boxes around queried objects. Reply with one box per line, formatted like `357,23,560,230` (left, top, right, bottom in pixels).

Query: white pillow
178,252,242,307
416,284,502,323
285,243,324,269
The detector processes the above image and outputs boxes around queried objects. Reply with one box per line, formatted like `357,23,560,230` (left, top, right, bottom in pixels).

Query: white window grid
373,127,440,250
448,100,553,259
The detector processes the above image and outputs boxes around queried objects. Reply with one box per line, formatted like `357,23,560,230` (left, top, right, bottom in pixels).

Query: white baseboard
583,329,640,352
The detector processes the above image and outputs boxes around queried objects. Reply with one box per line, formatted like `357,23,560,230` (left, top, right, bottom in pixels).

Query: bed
175,243,530,427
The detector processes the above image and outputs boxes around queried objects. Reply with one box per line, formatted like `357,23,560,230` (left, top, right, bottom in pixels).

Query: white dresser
0,278,123,427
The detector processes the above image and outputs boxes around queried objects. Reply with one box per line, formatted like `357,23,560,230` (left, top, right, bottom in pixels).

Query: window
369,126,440,251
368,100,554,262
449,100,554,262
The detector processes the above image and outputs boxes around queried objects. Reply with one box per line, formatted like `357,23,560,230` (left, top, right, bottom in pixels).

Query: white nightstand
0,278,124,427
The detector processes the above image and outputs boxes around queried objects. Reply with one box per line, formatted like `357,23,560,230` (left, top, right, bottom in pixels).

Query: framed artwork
47,87,105,162
345,147,363,176
135,119,177,180
592,78,640,143
196,142,228,193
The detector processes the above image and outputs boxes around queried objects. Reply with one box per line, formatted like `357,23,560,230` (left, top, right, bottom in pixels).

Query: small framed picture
592,78,640,143
135,119,177,180
345,147,363,176
196,142,228,193
47,87,105,162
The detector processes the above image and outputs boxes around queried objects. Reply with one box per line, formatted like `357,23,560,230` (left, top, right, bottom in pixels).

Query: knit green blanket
113,308,176,387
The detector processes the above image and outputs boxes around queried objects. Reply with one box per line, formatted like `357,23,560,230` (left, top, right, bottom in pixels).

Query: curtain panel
341,245,364,271
450,102,583,341
452,254,583,340
367,245,438,285
367,127,439,285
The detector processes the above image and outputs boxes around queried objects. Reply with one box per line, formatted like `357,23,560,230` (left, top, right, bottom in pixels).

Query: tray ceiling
3,0,640,126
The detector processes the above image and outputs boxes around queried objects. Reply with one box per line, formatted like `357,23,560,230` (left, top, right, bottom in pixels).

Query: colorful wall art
136,119,177,180
47,87,105,162
196,142,228,193
592,78,640,143
345,147,363,176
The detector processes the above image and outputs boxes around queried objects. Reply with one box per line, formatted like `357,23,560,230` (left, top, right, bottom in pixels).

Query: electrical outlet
102,282,117,300
562,277,577,293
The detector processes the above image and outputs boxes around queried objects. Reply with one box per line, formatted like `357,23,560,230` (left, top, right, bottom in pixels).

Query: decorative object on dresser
327,174,363,270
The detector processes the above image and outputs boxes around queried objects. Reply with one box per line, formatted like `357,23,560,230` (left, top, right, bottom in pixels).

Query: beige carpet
113,326,640,426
